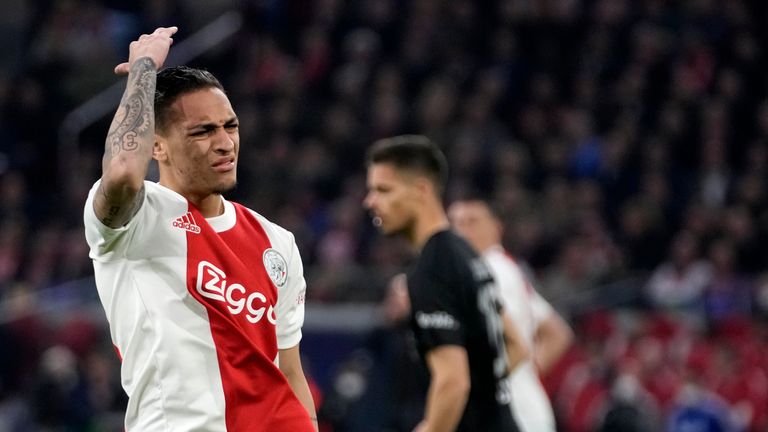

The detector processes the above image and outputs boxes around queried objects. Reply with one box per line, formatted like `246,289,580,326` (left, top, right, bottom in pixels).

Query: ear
153,135,167,162
413,176,434,198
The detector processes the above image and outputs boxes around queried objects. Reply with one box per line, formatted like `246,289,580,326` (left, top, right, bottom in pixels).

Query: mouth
212,158,236,173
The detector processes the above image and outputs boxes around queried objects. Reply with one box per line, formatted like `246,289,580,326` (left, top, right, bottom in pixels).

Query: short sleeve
529,289,555,325
83,180,150,261
275,234,306,350
486,252,530,326
409,269,466,352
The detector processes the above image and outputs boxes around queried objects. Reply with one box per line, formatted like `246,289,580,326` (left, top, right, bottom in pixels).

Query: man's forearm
535,314,573,373
105,57,156,167
502,311,529,373
279,346,318,431
419,377,468,432
96,57,156,227
285,370,317,431
417,346,471,432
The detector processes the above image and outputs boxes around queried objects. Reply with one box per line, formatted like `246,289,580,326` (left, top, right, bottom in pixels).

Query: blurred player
449,198,574,432
364,135,526,432
83,27,316,431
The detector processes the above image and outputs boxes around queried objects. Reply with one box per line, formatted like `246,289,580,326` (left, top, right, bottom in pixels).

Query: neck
478,241,502,254
190,193,224,217
409,202,450,250
159,177,225,218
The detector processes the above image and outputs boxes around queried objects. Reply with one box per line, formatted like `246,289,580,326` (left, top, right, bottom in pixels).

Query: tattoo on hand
106,57,156,158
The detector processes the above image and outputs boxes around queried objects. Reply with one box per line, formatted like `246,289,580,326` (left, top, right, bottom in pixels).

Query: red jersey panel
186,203,313,431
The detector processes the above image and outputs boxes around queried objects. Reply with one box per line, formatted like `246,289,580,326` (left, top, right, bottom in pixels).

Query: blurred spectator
30,345,93,430
667,353,741,432
703,238,752,323
644,231,712,317
539,236,608,317
598,363,660,432
617,198,668,271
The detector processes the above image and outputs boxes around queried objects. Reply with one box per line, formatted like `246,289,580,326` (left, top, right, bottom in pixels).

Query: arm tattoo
105,57,157,158
97,184,146,227
101,204,121,227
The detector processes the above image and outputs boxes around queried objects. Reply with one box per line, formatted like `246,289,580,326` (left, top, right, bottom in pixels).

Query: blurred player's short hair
366,134,449,194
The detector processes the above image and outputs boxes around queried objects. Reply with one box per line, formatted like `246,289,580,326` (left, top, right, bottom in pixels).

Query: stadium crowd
1,0,768,430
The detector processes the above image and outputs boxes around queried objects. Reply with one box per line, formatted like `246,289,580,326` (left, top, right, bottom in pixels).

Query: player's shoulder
84,179,184,224
144,181,197,203
484,246,521,272
419,230,476,279
234,202,296,245
424,230,473,256
143,180,170,195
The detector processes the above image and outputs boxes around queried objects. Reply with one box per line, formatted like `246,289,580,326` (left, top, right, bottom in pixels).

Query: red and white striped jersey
484,245,557,432
84,180,313,431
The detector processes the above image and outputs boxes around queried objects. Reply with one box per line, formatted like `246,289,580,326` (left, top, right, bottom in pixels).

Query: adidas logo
172,212,201,234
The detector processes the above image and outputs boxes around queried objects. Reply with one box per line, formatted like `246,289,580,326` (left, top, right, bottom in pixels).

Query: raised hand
114,26,178,75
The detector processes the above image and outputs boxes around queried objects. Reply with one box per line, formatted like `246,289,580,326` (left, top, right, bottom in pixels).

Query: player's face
448,200,499,253
364,163,420,236
156,87,240,196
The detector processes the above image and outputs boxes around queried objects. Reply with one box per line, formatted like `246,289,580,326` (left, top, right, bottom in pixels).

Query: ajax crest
263,249,288,288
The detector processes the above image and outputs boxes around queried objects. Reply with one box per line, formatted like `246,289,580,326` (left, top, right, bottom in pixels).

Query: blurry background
1,0,768,431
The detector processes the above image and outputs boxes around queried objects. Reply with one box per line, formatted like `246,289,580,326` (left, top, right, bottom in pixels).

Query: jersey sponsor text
196,261,277,324
415,310,460,330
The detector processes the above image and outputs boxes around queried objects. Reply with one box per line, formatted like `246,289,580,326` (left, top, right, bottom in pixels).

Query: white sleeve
487,253,529,323
529,289,555,325
275,234,307,350
83,180,151,261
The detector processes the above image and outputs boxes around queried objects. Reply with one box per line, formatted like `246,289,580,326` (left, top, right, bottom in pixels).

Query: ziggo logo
196,261,277,324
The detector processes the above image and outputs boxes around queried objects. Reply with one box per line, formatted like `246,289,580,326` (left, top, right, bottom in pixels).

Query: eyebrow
186,116,239,131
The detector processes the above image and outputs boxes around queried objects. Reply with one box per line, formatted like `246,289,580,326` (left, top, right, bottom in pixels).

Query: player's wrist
134,56,158,69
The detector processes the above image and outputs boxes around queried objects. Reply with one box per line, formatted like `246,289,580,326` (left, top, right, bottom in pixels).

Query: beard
213,180,237,195
376,217,414,241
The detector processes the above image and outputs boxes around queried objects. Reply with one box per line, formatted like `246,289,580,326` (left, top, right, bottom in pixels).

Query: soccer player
449,198,574,432
83,27,317,431
364,135,526,432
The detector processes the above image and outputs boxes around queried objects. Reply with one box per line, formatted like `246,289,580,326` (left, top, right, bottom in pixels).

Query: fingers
114,62,130,75
153,26,178,38
116,27,179,74
139,26,177,42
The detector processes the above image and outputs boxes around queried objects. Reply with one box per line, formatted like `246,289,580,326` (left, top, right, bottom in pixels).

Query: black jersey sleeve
408,238,468,353
410,270,466,351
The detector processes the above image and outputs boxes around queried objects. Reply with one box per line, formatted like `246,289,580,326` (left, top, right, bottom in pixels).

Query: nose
213,127,235,153
363,192,374,209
